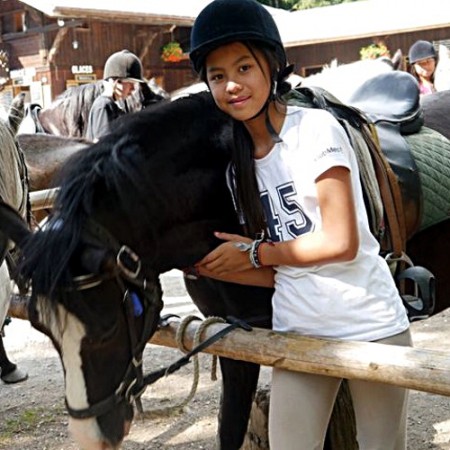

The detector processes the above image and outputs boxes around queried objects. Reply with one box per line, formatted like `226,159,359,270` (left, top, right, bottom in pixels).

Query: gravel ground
0,270,449,449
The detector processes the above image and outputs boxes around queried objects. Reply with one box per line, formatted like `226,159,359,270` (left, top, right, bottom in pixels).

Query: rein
65,219,257,420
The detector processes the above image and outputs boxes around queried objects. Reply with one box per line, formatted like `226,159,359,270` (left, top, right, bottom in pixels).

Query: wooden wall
2,0,449,101
286,27,450,76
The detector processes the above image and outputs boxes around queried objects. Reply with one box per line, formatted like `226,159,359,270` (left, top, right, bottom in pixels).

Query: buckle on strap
117,245,141,279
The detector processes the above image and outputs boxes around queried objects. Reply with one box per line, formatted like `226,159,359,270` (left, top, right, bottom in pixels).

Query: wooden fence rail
9,295,450,397
29,188,58,211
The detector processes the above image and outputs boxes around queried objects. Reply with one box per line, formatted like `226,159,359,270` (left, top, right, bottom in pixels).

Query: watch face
233,242,252,252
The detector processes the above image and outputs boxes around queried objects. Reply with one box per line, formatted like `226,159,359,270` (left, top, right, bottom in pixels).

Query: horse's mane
21,92,233,297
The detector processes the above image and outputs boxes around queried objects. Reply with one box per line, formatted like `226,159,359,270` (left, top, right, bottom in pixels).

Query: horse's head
0,199,163,449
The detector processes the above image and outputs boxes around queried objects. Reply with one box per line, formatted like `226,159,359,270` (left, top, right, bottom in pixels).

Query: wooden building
1,0,449,109
0,0,206,107
281,0,450,76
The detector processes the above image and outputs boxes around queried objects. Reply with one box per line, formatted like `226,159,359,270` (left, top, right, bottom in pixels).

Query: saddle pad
405,127,450,230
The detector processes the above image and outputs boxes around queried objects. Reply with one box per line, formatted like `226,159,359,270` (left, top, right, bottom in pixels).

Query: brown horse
18,80,168,138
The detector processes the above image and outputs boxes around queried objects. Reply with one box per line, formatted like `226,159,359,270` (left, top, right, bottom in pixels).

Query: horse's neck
435,47,450,92
301,59,394,103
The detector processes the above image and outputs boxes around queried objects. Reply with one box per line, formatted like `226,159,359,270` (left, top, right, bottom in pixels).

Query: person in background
189,0,412,449
408,40,438,96
0,325,28,384
86,49,145,142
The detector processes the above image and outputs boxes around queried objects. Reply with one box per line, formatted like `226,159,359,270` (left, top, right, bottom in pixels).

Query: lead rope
140,315,225,418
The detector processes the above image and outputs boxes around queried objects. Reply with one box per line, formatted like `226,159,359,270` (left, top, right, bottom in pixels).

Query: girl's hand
197,232,253,275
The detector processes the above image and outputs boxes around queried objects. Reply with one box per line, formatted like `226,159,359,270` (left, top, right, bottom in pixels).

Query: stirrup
396,266,435,322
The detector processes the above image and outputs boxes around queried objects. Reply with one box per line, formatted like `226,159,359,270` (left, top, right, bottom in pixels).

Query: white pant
269,329,412,450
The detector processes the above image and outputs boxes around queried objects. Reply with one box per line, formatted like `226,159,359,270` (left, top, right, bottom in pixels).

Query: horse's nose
68,417,128,450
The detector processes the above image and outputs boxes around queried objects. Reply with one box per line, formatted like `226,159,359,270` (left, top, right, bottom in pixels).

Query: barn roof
280,0,450,47
19,0,450,46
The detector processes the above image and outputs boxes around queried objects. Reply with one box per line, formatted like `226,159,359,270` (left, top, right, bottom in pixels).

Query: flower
161,41,184,63
360,43,391,60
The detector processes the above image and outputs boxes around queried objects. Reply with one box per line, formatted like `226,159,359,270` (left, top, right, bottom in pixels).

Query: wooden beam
8,295,450,397
29,187,58,211
2,19,85,42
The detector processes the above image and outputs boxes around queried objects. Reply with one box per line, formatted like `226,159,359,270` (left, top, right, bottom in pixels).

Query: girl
86,49,144,142
190,1,411,449
408,40,438,96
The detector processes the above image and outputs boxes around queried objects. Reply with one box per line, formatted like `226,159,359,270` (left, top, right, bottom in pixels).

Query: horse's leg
407,219,450,315
184,277,273,450
218,358,261,450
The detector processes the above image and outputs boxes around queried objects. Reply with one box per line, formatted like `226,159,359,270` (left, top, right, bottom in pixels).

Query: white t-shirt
254,106,409,341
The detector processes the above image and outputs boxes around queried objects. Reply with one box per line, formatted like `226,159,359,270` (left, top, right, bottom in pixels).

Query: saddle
347,71,423,238
287,82,434,321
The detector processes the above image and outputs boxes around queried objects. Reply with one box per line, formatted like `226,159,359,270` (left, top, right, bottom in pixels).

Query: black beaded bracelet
249,236,265,268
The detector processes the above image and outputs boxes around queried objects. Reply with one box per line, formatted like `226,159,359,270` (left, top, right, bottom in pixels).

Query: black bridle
64,219,256,420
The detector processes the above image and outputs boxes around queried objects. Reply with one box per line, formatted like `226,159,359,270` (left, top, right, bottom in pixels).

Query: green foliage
0,406,63,440
257,0,363,11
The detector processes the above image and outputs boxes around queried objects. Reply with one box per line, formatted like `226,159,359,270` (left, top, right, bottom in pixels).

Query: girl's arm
196,165,358,280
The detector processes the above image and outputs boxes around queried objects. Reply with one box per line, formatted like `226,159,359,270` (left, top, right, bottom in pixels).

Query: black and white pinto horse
17,78,168,138
0,92,274,449
1,56,450,449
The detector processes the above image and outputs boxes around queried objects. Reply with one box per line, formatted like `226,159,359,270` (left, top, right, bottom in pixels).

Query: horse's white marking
35,296,106,447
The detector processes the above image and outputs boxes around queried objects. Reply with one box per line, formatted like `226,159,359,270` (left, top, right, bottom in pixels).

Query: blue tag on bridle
130,291,144,317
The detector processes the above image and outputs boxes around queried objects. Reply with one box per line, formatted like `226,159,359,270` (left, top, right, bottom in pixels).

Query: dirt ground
1,271,449,449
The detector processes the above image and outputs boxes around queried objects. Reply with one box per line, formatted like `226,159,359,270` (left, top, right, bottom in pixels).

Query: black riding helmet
408,40,437,64
103,49,145,83
189,0,287,75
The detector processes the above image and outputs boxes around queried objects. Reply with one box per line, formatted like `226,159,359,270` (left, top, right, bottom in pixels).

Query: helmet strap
265,107,282,144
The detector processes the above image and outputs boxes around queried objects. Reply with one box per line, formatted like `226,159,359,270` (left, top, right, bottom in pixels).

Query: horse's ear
8,92,26,135
391,49,403,70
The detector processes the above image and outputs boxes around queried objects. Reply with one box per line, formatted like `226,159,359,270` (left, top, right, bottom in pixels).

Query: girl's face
414,57,436,81
205,42,272,121
114,80,136,99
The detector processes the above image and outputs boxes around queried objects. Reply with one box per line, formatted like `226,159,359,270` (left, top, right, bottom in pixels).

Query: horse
17,78,168,138
0,94,30,383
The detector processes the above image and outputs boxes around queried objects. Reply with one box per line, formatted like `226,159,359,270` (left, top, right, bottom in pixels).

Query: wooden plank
9,295,450,396
152,319,450,397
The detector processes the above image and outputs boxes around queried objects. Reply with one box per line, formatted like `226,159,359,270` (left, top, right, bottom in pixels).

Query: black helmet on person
408,40,437,64
103,49,145,82
189,0,287,74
